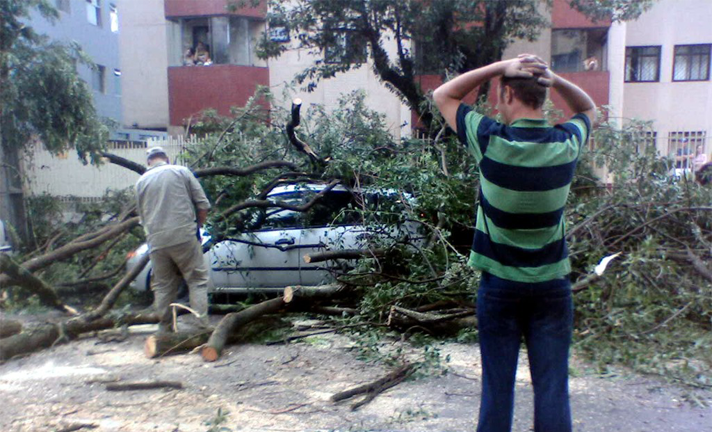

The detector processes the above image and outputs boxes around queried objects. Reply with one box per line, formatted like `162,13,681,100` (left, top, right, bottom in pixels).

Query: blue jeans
476,272,573,432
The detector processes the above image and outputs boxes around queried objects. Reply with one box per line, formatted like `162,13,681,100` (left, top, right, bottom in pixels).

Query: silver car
127,183,422,295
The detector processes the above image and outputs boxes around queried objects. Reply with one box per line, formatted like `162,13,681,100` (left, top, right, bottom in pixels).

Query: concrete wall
119,0,170,129
28,0,122,123
621,0,712,152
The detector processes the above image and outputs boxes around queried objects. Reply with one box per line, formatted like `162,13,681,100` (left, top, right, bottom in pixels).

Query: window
109,4,119,33
91,65,106,93
669,131,706,170
551,28,608,73
86,0,101,26
673,44,710,81
324,31,367,65
625,46,661,82
56,0,71,13
113,69,121,96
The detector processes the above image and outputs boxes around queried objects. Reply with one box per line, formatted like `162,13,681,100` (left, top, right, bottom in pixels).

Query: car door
209,194,304,290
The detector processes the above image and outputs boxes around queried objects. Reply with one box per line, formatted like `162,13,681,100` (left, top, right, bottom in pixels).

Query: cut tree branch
217,180,340,221
82,253,151,321
201,296,286,362
105,381,183,391
331,363,416,410
194,160,300,178
303,249,385,264
0,254,77,315
0,217,141,289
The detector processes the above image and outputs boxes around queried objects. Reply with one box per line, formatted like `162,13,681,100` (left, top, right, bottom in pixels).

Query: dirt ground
1,313,711,432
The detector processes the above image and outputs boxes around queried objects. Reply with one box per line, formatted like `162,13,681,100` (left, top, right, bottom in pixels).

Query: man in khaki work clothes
136,147,211,332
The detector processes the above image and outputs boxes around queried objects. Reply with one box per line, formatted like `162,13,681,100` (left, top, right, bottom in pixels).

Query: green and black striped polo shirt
456,104,591,283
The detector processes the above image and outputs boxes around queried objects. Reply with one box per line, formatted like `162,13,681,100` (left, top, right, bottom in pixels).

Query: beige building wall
621,0,712,153
269,38,411,138
119,0,170,129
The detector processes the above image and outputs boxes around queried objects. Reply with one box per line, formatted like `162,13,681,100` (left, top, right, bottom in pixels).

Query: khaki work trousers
150,238,209,330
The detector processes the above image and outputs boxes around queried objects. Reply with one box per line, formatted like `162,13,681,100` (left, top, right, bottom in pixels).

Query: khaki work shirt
135,162,211,251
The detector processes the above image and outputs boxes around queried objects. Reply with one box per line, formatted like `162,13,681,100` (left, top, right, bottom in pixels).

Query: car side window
301,191,361,228
252,191,303,230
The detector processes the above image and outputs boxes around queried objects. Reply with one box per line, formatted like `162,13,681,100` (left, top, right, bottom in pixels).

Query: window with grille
669,131,706,170
86,0,101,27
56,0,70,13
625,46,661,82
673,44,711,81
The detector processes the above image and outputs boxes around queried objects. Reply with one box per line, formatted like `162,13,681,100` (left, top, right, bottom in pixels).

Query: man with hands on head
433,55,596,432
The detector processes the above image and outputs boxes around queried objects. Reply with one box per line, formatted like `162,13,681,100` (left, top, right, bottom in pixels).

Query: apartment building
619,0,712,167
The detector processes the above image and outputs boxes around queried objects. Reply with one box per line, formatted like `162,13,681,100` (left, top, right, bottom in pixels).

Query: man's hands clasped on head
504,54,554,87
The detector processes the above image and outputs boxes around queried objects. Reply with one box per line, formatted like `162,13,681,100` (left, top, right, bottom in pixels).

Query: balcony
165,0,266,19
168,65,269,126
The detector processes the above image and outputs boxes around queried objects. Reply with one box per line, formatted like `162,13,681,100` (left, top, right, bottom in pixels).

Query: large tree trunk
0,320,22,339
201,296,286,362
144,330,212,358
0,312,158,362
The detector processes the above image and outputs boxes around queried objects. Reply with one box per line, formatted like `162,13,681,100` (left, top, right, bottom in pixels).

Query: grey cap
146,146,167,159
